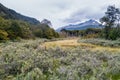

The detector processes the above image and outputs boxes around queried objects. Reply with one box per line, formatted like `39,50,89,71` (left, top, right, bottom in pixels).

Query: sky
0,0,120,29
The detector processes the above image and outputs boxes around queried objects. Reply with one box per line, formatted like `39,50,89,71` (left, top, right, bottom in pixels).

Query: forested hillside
0,3,59,41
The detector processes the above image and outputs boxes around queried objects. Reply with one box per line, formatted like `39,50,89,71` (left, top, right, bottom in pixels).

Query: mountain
57,19,103,32
0,3,40,24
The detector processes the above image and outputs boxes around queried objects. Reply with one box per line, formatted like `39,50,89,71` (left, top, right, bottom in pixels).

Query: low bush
78,38,120,47
0,39,120,80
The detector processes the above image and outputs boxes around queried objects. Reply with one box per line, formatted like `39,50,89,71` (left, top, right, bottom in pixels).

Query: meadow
0,38,120,80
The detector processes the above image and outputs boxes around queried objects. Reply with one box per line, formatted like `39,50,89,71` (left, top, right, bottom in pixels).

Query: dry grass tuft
42,38,120,52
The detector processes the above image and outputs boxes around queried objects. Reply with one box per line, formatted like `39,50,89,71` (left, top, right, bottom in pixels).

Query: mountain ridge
56,19,103,32
0,3,40,24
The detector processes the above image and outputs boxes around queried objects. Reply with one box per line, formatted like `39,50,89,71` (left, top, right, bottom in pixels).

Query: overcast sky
0,0,120,29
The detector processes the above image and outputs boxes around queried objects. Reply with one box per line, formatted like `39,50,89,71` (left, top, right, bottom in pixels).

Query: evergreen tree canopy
100,5,120,40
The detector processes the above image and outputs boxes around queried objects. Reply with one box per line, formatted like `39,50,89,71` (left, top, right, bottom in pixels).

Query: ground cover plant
0,38,120,80
78,38,120,48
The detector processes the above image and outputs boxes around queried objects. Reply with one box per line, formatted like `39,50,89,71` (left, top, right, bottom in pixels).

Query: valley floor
42,38,120,53
0,38,120,80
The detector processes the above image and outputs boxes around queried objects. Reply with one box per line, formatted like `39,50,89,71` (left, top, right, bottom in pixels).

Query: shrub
0,29,8,40
78,38,120,47
0,39,120,80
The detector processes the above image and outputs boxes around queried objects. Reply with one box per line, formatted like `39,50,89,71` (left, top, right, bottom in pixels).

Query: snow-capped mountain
56,19,103,32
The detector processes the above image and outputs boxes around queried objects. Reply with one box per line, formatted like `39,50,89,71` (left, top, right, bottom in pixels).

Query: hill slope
0,3,40,24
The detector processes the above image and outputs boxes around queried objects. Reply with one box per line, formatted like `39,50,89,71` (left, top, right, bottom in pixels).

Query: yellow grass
41,38,120,52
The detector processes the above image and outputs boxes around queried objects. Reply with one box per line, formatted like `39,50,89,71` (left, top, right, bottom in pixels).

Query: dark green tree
100,5,120,40
7,21,22,39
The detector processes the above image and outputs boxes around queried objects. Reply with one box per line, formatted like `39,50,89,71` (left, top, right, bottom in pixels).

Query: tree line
0,17,59,41
60,28,102,38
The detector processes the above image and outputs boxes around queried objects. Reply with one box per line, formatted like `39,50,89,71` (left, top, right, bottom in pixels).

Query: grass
0,38,120,80
42,38,120,53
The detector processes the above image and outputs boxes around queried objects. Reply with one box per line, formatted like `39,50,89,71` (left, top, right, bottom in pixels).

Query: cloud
64,7,105,23
63,0,120,24
0,0,120,29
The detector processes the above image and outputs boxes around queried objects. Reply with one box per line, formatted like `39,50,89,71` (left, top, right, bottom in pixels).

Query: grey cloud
0,0,120,29
64,6,107,23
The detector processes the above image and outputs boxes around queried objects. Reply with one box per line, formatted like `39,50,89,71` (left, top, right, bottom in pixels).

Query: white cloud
0,0,120,29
